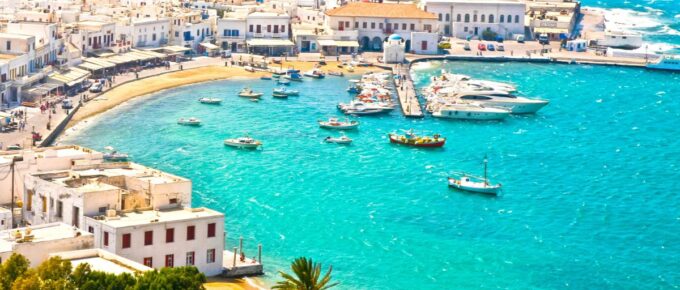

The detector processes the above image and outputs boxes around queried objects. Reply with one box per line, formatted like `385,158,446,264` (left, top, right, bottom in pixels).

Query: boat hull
388,135,445,148
318,122,359,130
433,109,509,120
238,93,263,99
224,141,261,149
448,178,500,195
480,100,548,114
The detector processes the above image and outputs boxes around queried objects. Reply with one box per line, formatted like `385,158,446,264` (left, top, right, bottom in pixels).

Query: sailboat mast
483,155,488,183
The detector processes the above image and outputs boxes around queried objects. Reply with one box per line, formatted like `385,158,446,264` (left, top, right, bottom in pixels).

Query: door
72,206,80,227
231,42,237,52
474,27,479,35
421,41,427,51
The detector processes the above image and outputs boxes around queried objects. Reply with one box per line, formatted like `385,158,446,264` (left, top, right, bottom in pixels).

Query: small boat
103,146,129,161
273,87,299,97
272,74,281,78
388,130,445,148
198,97,222,104
318,118,359,130
244,66,255,72
346,65,355,72
177,117,202,126
224,135,262,149
238,87,263,99
260,75,273,80
448,155,501,195
277,79,291,85
328,71,344,77
304,69,326,79
6,144,22,150
324,136,352,144
284,72,303,82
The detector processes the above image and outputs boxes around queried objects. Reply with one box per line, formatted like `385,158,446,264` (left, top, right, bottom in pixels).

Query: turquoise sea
62,61,680,289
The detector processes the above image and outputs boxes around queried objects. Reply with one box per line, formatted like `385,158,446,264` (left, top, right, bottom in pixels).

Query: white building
132,18,171,48
68,21,117,55
324,3,439,51
383,34,405,63
245,12,294,56
168,11,215,52
50,248,152,275
0,223,94,266
421,0,526,39
216,14,247,53
6,22,60,70
84,207,225,276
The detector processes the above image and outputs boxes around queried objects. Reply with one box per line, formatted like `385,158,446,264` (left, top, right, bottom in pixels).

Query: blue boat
284,72,303,82
277,79,291,85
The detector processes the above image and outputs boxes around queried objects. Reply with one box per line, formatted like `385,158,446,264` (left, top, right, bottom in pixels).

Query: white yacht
454,92,549,114
432,103,510,120
646,54,680,71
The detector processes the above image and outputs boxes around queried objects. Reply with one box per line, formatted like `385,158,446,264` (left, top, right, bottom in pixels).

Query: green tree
0,253,30,290
273,257,338,290
71,263,136,290
134,267,206,290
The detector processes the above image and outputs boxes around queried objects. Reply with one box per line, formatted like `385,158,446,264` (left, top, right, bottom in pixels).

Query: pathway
393,64,424,118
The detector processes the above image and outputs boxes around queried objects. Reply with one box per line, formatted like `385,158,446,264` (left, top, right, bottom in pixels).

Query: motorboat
646,54,680,71
244,66,255,72
454,92,549,114
6,144,22,150
260,75,273,80
448,156,501,195
273,87,299,98
338,101,390,115
198,97,222,104
103,146,129,161
328,71,344,77
304,69,326,79
284,72,304,81
238,88,263,99
324,136,352,144
224,136,262,149
177,117,202,126
432,102,510,120
277,78,291,85
388,130,445,148
318,118,359,130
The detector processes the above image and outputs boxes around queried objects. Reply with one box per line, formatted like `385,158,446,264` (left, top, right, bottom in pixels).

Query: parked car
89,83,103,93
463,42,471,51
497,44,505,51
538,34,550,45
61,99,73,109
495,36,504,43
477,43,487,51
515,35,526,43
487,43,495,51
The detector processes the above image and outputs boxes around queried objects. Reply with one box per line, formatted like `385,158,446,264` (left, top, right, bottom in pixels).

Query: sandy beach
68,60,383,128
203,277,268,290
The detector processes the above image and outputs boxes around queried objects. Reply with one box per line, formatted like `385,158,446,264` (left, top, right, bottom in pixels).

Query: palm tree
272,257,339,290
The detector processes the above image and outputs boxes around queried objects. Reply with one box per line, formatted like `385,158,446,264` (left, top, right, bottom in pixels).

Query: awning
335,40,360,47
247,39,295,47
78,61,104,71
534,27,569,34
317,39,337,46
48,67,91,87
200,43,219,50
132,49,166,59
83,58,116,69
163,46,192,53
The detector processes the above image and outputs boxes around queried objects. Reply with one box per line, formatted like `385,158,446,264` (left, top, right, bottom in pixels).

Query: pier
393,64,424,118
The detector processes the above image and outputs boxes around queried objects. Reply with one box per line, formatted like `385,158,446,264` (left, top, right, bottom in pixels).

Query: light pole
10,156,24,229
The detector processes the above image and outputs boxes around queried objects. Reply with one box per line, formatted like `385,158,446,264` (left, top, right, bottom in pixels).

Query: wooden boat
238,88,263,99
388,130,445,148
198,97,222,104
448,156,501,195
318,118,359,130
224,136,262,149
328,71,344,77
324,136,352,144
177,117,202,126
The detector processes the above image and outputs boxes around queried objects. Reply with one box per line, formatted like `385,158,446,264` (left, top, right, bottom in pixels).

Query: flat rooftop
0,32,34,40
93,207,223,228
0,223,90,253
51,249,151,274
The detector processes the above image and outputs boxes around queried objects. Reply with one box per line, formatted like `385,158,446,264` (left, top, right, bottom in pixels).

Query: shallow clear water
63,62,680,289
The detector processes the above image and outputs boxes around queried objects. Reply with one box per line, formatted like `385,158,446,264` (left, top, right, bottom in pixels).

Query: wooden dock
393,64,424,118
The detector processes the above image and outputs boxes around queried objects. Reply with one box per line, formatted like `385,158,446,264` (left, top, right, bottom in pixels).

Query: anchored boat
448,155,501,195
432,102,510,120
318,118,359,130
238,88,263,99
177,117,202,126
272,87,299,98
324,136,352,144
224,135,262,149
198,97,222,104
388,130,445,148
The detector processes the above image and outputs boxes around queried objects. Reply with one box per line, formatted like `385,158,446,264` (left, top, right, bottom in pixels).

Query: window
355,22,358,28
500,15,505,23
362,22,367,28
410,24,415,30
207,249,216,263
122,233,131,248
223,29,228,36
464,14,470,23
424,24,432,32
281,25,285,33
207,223,216,237
457,14,461,22
144,257,153,268
379,23,383,29
5,41,10,50
256,25,261,33
175,31,179,37
515,15,519,23
345,21,350,28
371,22,375,29
152,33,156,41
165,254,174,267
104,232,109,246
41,196,47,213
473,14,477,22
166,228,174,243
481,15,485,23
402,23,407,30
446,13,450,21
267,25,271,33
464,27,468,32
187,225,195,240
186,252,195,266
88,226,93,233
489,14,495,23
507,15,512,23
249,25,253,32
438,13,442,21
338,21,343,28
27,191,33,211
98,206,107,213
144,231,153,245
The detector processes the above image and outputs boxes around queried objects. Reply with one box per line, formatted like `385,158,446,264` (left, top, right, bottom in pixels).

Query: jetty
393,64,424,118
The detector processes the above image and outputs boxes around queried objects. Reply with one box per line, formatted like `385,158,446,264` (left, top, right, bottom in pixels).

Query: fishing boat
431,102,510,120
324,136,352,144
388,130,446,148
177,117,202,126
284,72,303,81
224,135,262,149
304,69,326,79
238,87,263,99
198,97,222,104
277,78,290,85
448,156,502,195
273,87,299,97
103,146,129,161
318,118,359,130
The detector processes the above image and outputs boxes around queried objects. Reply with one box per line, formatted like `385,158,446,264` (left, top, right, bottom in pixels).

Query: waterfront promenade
393,64,424,118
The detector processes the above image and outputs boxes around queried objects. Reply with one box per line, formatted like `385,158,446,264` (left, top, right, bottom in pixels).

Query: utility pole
10,156,24,229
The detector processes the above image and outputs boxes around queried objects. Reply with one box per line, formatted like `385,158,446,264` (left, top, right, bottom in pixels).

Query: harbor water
62,62,680,289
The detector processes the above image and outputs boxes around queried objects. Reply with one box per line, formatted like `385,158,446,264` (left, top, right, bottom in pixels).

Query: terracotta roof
325,3,438,19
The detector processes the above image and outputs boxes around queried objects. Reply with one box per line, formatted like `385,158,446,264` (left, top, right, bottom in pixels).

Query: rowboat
388,130,445,148
318,118,359,130
448,156,501,195
198,97,222,104
177,117,202,126
238,88,263,99
224,136,262,149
